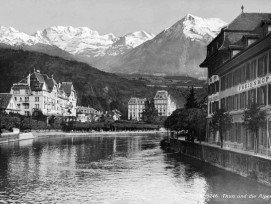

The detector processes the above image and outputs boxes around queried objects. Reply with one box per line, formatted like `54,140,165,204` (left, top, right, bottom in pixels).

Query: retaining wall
170,139,271,186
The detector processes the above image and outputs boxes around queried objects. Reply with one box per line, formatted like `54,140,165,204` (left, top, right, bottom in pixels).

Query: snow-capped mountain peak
182,14,227,40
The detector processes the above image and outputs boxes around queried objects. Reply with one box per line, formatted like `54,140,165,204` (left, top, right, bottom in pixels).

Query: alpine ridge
0,14,226,78
108,14,227,78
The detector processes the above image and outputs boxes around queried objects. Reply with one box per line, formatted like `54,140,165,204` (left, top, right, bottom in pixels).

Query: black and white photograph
1,0,271,203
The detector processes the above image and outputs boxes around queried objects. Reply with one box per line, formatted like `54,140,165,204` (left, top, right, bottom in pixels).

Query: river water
0,134,271,204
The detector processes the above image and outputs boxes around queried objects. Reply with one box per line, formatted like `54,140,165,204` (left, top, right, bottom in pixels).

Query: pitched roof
60,82,73,96
0,93,13,109
154,90,169,99
227,13,271,31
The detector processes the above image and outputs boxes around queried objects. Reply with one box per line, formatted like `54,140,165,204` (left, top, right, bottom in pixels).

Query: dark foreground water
0,134,271,204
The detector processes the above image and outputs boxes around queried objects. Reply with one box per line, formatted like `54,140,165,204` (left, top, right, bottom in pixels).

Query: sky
1,0,271,36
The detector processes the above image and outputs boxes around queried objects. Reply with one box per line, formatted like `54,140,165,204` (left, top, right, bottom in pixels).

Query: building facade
128,97,146,121
200,12,271,154
0,93,19,114
10,70,77,117
76,106,101,122
153,90,176,116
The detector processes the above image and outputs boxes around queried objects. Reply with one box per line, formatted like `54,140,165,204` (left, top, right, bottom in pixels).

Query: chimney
27,72,30,86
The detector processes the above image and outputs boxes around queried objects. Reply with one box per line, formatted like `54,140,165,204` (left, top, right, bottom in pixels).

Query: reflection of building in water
113,137,116,153
127,137,141,154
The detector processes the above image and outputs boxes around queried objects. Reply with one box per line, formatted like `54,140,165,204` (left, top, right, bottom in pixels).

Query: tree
164,108,206,142
210,108,232,148
243,102,267,154
184,86,198,109
141,99,158,123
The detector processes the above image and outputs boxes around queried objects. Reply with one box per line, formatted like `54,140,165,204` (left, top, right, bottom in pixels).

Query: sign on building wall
237,75,270,92
208,92,219,102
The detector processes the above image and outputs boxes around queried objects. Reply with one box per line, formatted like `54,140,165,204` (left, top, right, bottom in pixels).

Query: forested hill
0,48,156,113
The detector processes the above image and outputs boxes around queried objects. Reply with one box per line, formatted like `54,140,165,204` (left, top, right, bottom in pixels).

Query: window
251,60,257,80
20,97,22,102
35,104,39,109
13,90,20,94
25,97,29,102
35,97,39,102
258,54,267,77
18,104,20,109
240,92,246,109
257,85,267,105
14,97,17,101
234,94,239,110
232,50,240,56
24,104,29,109
246,63,251,81
248,89,256,106
240,65,246,83
247,39,256,46
221,98,225,110
25,111,30,116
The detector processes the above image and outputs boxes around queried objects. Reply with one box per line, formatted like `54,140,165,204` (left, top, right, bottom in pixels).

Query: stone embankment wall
170,139,271,186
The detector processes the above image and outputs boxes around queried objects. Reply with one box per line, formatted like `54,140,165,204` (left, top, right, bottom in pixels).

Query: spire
241,5,244,13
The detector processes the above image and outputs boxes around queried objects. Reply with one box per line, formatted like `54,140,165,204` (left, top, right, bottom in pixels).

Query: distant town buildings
10,69,77,117
154,90,176,116
200,12,271,154
128,90,176,121
0,93,19,114
128,97,146,121
76,106,102,122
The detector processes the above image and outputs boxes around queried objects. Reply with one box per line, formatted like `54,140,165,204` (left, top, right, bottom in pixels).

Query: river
0,134,271,204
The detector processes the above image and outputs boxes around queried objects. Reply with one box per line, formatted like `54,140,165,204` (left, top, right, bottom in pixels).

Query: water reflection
0,134,271,203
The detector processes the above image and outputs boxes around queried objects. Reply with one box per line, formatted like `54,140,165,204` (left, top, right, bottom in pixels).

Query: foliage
141,99,158,123
164,108,206,141
243,102,267,153
210,108,232,148
184,86,199,109
0,112,20,132
32,109,47,122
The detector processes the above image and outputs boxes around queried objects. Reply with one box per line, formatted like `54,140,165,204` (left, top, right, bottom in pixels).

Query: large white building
128,90,176,120
153,90,176,116
10,69,77,116
128,97,146,121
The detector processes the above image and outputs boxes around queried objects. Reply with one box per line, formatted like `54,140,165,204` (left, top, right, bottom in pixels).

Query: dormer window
232,50,240,57
247,39,256,46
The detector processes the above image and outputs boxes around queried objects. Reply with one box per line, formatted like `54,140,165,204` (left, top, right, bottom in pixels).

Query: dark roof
201,12,271,67
45,78,57,92
227,13,271,31
0,93,13,109
60,82,73,96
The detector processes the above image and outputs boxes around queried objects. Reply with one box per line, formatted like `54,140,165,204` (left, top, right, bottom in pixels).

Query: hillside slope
0,48,155,113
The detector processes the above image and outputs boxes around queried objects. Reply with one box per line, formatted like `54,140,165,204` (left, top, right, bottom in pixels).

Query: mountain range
0,14,227,78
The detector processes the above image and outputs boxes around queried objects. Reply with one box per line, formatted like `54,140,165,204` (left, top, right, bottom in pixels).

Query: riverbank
0,130,168,144
169,138,271,187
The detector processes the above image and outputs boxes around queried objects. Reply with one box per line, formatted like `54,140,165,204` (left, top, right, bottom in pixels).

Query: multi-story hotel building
10,69,77,116
128,97,146,121
154,90,176,116
200,12,271,154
